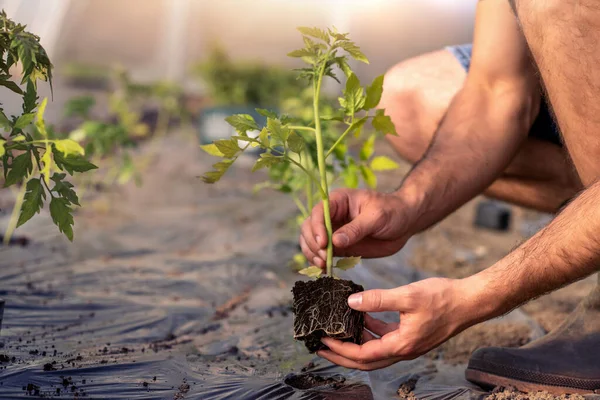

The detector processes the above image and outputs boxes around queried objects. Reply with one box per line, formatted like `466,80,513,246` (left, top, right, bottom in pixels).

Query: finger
299,235,316,263
327,189,351,222
348,287,413,312
362,329,377,343
321,335,398,364
310,205,328,251
317,350,402,371
301,217,323,260
365,314,399,336
332,212,376,249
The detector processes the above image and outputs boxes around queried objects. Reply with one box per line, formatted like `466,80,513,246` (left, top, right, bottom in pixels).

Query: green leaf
321,109,345,122
335,256,361,271
370,155,400,171
251,153,284,172
343,73,365,114
333,142,348,162
339,41,369,64
52,147,98,175
0,109,11,129
22,80,38,114
36,97,47,123
14,112,34,129
267,118,289,142
200,143,224,157
200,159,234,183
287,131,305,154
255,108,278,119
298,266,322,278
349,116,368,138
64,95,95,118
54,139,85,156
287,48,315,58
51,173,80,206
360,165,377,188
201,171,223,184
341,159,359,189
333,56,352,77
0,139,5,157
40,147,52,184
35,98,49,137
49,197,74,241
12,134,26,142
364,75,384,110
297,27,330,43
0,78,23,94
359,134,375,161
258,127,269,148
214,138,241,158
225,114,258,134
372,110,397,135
16,178,45,227
4,152,33,186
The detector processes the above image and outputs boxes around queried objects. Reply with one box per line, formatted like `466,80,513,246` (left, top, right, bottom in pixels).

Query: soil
285,373,374,400
0,132,593,398
397,378,418,400
428,322,532,365
284,373,346,390
484,386,585,400
292,277,364,353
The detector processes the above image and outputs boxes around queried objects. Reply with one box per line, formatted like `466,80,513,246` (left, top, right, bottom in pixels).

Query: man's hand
300,189,416,268
317,278,474,370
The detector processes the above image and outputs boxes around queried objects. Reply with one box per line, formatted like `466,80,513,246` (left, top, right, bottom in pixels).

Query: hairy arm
463,181,600,321
397,0,540,233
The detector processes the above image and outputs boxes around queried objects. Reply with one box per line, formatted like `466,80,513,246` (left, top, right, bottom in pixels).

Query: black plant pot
292,277,364,353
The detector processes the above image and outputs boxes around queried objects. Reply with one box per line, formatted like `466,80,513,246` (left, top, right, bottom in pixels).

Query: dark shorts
447,44,562,146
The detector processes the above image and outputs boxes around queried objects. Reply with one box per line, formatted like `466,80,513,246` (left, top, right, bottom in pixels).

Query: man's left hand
317,277,476,370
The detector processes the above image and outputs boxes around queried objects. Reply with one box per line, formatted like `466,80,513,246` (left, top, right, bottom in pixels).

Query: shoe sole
466,368,597,395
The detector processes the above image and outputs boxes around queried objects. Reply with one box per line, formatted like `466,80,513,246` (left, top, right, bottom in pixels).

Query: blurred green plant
63,69,189,193
194,45,306,107
200,27,399,277
0,11,97,243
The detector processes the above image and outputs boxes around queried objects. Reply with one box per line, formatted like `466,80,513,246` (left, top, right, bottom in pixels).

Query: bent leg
381,49,581,213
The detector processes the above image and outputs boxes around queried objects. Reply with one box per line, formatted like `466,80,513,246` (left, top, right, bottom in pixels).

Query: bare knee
381,49,466,164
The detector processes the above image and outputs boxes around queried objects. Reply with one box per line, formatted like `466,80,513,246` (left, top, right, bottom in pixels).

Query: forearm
464,181,600,323
396,81,537,233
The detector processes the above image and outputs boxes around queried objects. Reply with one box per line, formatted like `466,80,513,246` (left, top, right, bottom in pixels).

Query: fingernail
334,233,349,247
318,250,326,260
315,235,322,245
313,257,321,266
348,293,362,308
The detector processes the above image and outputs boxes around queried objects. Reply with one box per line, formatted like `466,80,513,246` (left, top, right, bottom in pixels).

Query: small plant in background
200,27,398,352
0,11,96,243
62,68,188,195
194,45,306,108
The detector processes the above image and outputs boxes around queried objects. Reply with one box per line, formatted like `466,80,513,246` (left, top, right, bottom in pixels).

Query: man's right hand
299,188,416,268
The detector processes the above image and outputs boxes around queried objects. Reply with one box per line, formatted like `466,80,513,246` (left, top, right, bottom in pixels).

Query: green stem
291,193,308,218
269,147,326,199
288,126,316,132
313,67,334,276
325,117,354,159
303,150,314,211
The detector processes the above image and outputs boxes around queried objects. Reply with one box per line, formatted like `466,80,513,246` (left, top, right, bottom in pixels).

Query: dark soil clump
397,377,419,400
292,276,364,353
284,373,346,390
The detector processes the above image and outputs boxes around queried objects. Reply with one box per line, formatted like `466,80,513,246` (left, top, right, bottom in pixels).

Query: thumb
347,288,411,312
332,213,374,248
